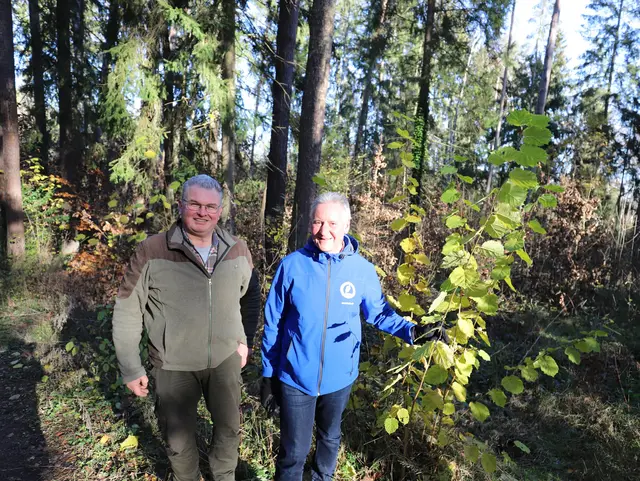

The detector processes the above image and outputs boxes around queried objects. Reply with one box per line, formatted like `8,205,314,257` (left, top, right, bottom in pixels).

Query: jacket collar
166,221,237,269
303,234,359,263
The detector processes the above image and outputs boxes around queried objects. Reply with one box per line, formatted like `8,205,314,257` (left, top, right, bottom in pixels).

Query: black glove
412,322,450,344
260,377,280,415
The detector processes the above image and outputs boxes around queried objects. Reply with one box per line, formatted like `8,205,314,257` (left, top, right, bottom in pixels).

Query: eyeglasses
183,200,221,214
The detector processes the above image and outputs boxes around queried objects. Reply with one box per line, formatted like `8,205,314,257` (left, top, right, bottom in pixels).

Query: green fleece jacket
112,222,260,384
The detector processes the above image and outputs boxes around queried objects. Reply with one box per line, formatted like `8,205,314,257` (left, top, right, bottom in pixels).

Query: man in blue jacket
261,192,437,481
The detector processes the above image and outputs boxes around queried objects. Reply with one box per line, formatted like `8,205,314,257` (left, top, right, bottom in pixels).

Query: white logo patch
340,281,356,299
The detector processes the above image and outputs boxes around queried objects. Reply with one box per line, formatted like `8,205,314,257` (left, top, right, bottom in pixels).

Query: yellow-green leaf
514,440,531,454
441,188,460,204
565,346,581,365
528,219,547,234
501,375,524,394
384,417,399,434
451,381,467,402
442,402,455,415
533,354,559,377
516,249,533,267
457,317,475,338
400,238,417,253
429,291,447,313
120,435,139,450
469,402,490,422
481,452,497,473
107,199,118,208
488,388,507,407
465,444,480,463
422,390,444,411
445,215,467,229
449,266,480,289
433,341,455,369
471,294,498,315
479,240,504,258
424,365,449,385
390,218,408,232
396,407,410,425
538,193,558,208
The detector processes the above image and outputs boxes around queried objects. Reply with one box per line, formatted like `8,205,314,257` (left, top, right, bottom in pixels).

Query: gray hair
182,174,223,201
310,192,351,221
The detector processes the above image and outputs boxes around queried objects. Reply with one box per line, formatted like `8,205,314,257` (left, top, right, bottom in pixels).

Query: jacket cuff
121,367,147,384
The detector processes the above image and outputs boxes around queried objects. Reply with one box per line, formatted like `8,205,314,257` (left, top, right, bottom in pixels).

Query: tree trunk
57,0,75,182
352,0,389,195
486,0,516,195
604,0,624,122
446,45,473,164
100,0,120,88
288,0,337,251
249,75,263,176
221,0,236,233
410,0,435,205
28,0,49,168
265,0,299,267
0,0,26,258
162,22,180,192
72,0,86,141
535,0,560,115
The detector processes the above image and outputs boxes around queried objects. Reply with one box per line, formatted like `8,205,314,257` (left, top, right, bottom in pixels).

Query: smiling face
310,202,350,253
178,186,222,246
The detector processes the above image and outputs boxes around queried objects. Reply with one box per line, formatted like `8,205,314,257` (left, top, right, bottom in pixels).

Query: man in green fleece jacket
112,174,260,481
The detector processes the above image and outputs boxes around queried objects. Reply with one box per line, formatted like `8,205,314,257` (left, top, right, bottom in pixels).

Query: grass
2,259,639,480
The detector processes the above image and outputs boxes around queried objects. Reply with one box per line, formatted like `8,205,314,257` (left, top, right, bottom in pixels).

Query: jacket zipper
317,259,331,395
208,277,213,368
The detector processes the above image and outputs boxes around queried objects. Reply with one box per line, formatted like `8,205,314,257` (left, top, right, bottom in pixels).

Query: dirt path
0,344,49,481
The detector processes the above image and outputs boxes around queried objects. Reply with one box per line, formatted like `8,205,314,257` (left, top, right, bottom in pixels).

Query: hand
126,375,149,397
237,343,250,368
260,377,280,415
412,322,450,344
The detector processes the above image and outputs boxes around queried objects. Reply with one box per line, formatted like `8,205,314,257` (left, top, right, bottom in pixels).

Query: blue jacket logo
340,281,356,299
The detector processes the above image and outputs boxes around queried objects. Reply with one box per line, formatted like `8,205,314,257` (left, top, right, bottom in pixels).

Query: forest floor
1,262,639,481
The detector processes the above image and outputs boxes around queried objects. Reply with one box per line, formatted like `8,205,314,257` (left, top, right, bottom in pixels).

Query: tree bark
57,0,75,182
410,0,435,205
265,0,299,267
28,0,49,168
535,0,560,115
221,0,236,233
0,0,26,258
288,0,337,251
486,0,516,195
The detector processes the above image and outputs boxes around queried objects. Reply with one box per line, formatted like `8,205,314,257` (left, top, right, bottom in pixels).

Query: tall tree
221,0,236,233
288,0,337,251
486,0,516,194
411,0,436,204
28,0,49,168
0,0,26,258
536,0,560,114
57,0,75,182
265,0,300,267
351,0,391,190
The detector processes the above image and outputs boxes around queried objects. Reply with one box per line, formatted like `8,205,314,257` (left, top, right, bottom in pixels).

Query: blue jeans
275,382,353,481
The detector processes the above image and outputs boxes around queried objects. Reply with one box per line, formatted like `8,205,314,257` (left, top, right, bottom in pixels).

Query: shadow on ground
0,336,49,481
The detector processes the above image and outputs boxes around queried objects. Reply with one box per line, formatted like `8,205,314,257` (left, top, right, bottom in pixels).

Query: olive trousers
152,352,242,481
